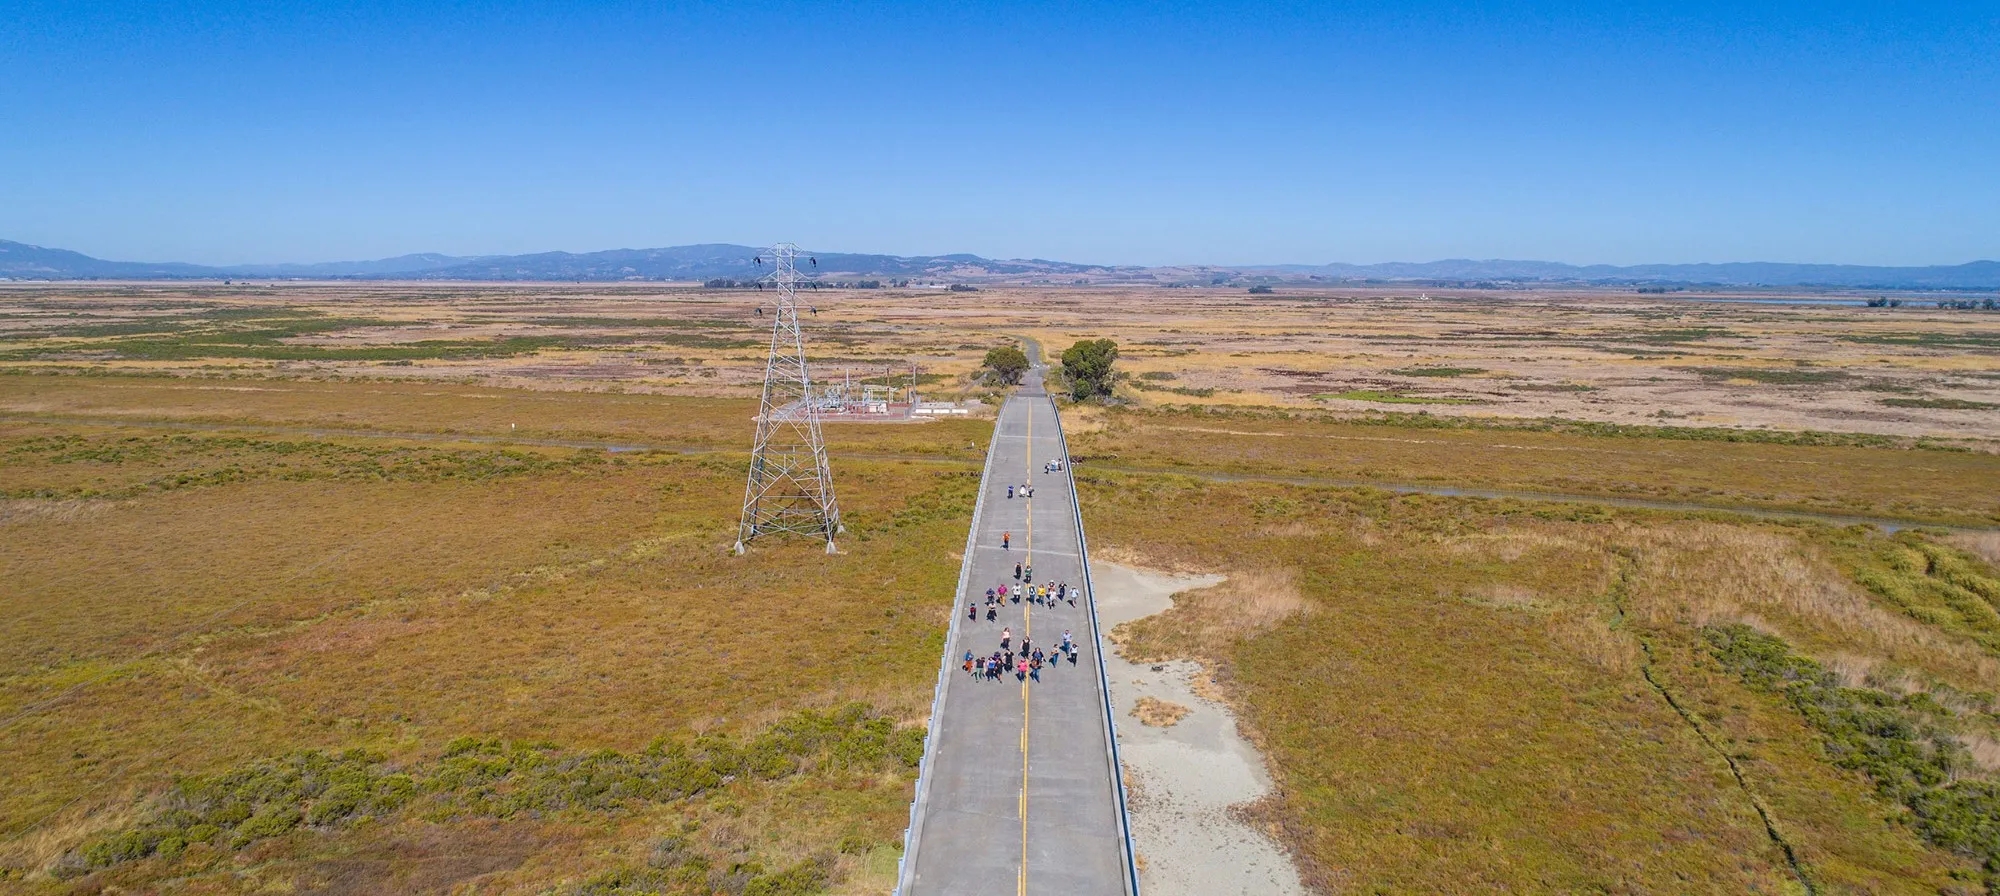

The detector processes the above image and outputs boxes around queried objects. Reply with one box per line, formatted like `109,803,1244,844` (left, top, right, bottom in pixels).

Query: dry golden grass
1130,696,1191,728
1619,522,2000,693
1963,733,2000,772
1084,471,1985,893
7,281,1999,892
1951,531,2000,566
0,380,978,892
1069,405,2000,525
6,282,1997,441
0,372,990,461
1116,568,1308,667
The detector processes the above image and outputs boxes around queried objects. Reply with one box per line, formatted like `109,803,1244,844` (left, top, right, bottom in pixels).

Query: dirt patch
1094,560,1306,896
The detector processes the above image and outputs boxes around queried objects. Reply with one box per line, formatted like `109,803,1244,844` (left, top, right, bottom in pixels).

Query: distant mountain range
3,239,1997,289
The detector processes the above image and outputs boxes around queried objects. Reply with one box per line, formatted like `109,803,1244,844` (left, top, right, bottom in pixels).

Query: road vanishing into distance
897,366,1139,896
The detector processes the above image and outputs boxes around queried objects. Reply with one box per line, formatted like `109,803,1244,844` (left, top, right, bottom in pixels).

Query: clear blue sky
3,1,1995,266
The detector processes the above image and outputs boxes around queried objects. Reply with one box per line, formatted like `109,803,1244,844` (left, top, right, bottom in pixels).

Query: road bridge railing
1050,393,1142,896
894,405,1001,894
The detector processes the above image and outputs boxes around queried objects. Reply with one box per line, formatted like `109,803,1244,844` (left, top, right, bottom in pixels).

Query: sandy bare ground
1093,561,1306,896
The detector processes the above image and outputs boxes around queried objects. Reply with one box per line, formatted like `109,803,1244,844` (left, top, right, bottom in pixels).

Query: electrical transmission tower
735,243,841,554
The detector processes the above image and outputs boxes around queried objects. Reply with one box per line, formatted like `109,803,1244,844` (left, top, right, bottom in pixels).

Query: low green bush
1706,624,2000,884
70,705,922,873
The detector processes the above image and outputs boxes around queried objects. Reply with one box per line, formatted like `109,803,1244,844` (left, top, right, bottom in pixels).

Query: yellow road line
1019,400,1033,896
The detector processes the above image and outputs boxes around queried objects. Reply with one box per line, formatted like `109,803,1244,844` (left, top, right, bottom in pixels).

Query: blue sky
2,1,1996,266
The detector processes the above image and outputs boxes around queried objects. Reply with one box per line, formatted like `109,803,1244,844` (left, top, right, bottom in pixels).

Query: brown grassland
3,282,1998,894
1063,404,2000,527
2,280,1997,440
1091,476,2000,893
1,389,986,893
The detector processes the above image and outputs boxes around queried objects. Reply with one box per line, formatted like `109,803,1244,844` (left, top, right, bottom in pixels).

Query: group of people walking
964,448,1082,686
967,578,1077,622
961,552,1083,682
1005,459,1061,499
964,625,1079,682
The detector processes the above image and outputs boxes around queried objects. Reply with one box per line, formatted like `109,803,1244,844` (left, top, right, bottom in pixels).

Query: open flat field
0,382,986,893
1088,476,2000,893
3,282,1998,894
2,281,1997,439
1063,404,2000,527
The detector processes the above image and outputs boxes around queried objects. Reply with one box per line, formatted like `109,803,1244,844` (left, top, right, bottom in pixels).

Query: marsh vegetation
0,378,981,893
1089,472,2000,892
3,281,1996,893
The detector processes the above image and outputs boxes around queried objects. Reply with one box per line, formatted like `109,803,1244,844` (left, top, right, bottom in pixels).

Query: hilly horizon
3,239,1997,289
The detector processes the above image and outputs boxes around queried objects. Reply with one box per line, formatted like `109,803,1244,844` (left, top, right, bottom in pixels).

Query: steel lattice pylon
735,243,841,554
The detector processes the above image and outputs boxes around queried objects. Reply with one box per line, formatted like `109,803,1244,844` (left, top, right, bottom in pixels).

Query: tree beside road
983,345,1030,385
1060,338,1119,401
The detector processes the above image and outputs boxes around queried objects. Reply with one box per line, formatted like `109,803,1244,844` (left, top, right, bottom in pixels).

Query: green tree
1060,338,1118,400
982,345,1029,385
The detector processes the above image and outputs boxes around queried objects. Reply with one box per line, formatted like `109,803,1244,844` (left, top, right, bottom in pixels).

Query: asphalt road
900,368,1134,896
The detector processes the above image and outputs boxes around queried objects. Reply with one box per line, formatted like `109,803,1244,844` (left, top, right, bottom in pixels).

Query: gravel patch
1095,561,1307,896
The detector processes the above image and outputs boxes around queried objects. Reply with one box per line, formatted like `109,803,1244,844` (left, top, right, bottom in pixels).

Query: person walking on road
1014,562,1022,582
967,602,977,621
1002,531,1010,550
1017,658,1029,681
1000,627,1012,650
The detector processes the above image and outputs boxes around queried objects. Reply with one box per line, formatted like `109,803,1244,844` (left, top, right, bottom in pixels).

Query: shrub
228,804,301,848
745,859,829,896
1706,624,2000,883
70,705,925,872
